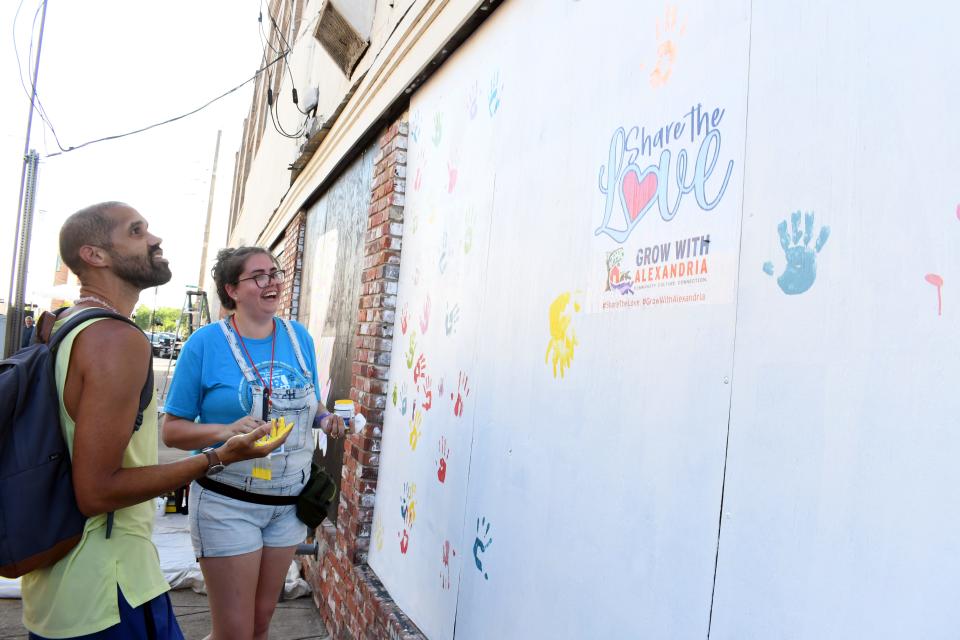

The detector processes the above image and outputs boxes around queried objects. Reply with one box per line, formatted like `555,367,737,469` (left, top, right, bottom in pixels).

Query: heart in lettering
621,168,658,221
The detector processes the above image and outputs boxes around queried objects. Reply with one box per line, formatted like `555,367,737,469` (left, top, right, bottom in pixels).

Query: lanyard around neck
231,315,276,413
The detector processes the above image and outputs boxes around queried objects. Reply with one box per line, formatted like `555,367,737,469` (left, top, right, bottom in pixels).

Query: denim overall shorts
188,318,319,558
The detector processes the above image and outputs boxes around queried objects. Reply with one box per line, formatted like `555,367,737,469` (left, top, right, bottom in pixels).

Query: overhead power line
44,51,289,158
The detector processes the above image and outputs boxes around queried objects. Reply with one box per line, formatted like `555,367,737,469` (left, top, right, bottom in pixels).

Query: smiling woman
159,245,346,639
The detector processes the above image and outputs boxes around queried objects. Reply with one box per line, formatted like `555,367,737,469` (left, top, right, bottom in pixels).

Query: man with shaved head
21,203,289,640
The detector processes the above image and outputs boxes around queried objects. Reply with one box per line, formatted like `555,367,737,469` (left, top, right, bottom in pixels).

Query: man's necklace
73,295,120,315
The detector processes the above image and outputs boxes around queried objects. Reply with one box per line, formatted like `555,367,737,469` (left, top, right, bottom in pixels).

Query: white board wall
370,0,750,637
709,2,960,638
368,1,960,638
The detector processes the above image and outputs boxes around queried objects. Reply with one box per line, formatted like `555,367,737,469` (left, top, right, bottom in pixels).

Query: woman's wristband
313,411,331,428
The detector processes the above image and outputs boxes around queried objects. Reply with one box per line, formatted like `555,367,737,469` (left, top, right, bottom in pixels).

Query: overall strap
279,318,311,379
218,319,259,385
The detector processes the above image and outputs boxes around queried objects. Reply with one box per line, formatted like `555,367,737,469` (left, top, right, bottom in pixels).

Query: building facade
229,2,960,638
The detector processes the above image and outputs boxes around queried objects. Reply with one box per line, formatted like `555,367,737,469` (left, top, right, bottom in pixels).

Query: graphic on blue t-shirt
239,360,312,413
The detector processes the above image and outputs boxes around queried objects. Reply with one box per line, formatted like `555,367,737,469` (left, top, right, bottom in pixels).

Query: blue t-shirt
164,318,320,425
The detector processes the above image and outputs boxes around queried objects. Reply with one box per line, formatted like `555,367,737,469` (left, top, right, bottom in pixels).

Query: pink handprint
447,162,458,193
420,295,431,334
400,530,410,554
400,303,409,335
440,539,457,589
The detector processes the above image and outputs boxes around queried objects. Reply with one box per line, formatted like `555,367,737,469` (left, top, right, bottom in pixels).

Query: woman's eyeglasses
237,269,285,288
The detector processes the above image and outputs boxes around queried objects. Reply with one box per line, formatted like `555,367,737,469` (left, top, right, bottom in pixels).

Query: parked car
148,332,173,358
158,332,182,358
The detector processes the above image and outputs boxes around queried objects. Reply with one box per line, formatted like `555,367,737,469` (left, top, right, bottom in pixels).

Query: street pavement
0,357,330,640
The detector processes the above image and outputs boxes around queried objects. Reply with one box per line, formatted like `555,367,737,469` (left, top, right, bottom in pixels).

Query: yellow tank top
21,318,170,638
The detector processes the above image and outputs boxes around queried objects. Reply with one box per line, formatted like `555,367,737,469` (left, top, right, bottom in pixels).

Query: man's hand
218,422,292,465
220,416,263,440
318,413,347,439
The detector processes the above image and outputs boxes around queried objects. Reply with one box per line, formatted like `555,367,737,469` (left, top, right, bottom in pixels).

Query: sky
1,0,268,311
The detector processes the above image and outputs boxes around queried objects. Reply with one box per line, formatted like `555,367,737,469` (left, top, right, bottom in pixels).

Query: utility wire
257,1,307,138
46,52,288,157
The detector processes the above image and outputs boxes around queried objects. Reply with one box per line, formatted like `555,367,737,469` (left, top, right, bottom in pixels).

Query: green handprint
405,331,417,369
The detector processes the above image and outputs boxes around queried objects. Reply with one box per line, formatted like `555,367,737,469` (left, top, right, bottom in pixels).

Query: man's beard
109,245,172,290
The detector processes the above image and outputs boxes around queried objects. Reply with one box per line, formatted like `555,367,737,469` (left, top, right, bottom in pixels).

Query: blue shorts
189,480,307,558
28,588,183,640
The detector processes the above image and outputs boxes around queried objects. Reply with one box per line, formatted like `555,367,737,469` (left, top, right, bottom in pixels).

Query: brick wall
302,117,427,640
278,210,306,320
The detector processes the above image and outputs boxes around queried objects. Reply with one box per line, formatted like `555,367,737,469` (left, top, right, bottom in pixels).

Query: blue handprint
763,211,830,295
472,517,493,580
488,72,502,117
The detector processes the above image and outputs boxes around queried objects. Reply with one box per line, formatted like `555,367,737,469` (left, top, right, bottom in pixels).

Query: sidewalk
0,590,329,639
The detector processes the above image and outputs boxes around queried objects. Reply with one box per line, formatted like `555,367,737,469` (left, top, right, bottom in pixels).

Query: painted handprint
413,149,426,192
399,382,409,416
392,383,398,407
410,111,421,144
650,6,685,88
400,529,410,554
439,232,448,274
450,371,470,417
488,72,503,117
762,211,830,295
413,353,428,387
400,303,409,335
409,402,423,451
445,302,460,336
421,375,433,411
441,540,457,589
466,81,479,120
447,147,459,194
436,436,450,483
432,112,443,147
400,482,417,528
473,517,493,580
419,295,431,334
545,291,581,379
405,331,417,369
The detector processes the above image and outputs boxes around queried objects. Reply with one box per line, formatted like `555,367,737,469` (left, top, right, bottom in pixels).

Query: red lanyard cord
231,315,277,407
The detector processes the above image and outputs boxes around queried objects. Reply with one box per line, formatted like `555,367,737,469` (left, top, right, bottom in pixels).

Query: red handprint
422,375,433,411
400,303,409,335
437,436,450,483
450,371,470,417
413,353,428,386
400,530,410,554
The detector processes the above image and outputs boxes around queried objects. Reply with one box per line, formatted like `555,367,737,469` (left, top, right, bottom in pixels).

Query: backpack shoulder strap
46,308,154,540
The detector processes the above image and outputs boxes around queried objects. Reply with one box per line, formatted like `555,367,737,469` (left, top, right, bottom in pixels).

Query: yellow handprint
545,291,581,379
409,405,423,451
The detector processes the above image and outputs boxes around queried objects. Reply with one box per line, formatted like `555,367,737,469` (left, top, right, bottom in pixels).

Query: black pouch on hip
296,463,338,528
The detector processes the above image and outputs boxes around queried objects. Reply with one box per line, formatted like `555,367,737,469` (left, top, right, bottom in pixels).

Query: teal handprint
472,516,493,580
763,211,830,295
